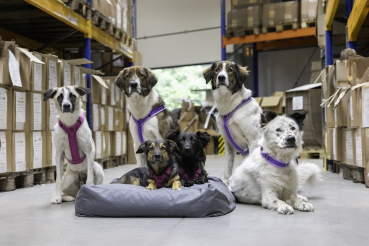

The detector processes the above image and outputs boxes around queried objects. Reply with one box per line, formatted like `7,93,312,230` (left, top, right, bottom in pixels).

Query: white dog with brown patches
229,111,322,215
43,85,104,204
203,61,262,186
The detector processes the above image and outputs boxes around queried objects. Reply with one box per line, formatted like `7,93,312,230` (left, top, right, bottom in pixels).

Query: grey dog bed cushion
75,176,235,217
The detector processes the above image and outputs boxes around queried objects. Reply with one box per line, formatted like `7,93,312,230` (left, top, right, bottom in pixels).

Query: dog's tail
296,162,323,190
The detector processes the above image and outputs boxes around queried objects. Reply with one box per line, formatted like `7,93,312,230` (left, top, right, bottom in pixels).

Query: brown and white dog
115,66,180,167
203,61,263,186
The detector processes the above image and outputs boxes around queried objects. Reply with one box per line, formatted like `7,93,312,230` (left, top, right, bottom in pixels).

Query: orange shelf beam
222,27,316,48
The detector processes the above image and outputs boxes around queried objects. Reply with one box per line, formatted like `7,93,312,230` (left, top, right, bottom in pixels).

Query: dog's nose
63,104,70,110
130,81,138,88
218,75,225,81
286,135,296,144
184,145,191,150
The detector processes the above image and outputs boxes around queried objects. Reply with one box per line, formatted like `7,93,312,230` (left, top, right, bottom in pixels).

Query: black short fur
287,110,309,131
166,131,210,187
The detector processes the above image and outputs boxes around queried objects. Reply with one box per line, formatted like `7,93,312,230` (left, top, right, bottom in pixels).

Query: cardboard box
0,41,21,87
122,131,127,155
114,108,120,131
335,60,348,84
0,85,13,130
29,131,47,169
106,106,114,131
326,128,334,160
91,75,107,104
332,127,343,162
12,131,30,172
102,131,109,158
100,106,106,131
30,92,46,131
109,80,117,106
0,131,13,173
180,101,196,122
133,51,142,66
32,52,47,92
73,66,82,87
59,60,73,86
13,90,31,131
344,129,355,165
333,82,350,128
361,83,369,128
110,131,122,156
93,131,103,159
355,128,363,167
231,0,263,9
263,2,298,28
81,73,87,102
301,0,317,22
46,131,57,166
199,129,220,155
347,57,369,86
180,116,199,133
227,5,262,31
127,127,137,164
322,65,335,99
261,96,284,115
40,54,60,89
92,104,101,131
46,99,59,130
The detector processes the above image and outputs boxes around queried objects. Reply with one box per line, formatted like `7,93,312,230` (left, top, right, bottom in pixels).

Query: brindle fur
203,61,249,95
112,140,181,190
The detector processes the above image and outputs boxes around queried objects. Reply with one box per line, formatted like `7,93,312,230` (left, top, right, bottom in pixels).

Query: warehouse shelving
347,0,369,46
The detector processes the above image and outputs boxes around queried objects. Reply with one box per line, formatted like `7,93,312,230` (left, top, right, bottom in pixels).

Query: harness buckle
68,128,75,133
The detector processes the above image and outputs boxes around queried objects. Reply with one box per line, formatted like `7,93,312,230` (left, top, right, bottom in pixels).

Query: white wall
137,0,229,68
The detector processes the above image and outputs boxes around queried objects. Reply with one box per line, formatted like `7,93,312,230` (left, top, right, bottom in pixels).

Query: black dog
112,140,182,190
166,131,210,187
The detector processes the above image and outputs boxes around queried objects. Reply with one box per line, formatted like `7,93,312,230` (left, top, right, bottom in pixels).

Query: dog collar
149,165,172,189
221,97,252,155
179,166,202,181
260,147,290,168
59,115,86,165
131,105,166,144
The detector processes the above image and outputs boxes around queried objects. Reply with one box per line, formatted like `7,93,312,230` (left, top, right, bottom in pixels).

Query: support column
253,43,258,97
221,0,226,61
83,37,92,129
325,30,333,66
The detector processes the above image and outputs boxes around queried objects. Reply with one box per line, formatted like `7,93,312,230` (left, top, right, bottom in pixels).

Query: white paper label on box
48,60,58,89
292,96,303,110
51,131,56,166
111,83,115,105
115,84,120,102
101,107,105,125
349,96,353,121
74,67,81,86
64,63,71,86
108,107,114,131
123,132,126,154
33,132,43,168
0,88,7,129
93,104,99,131
15,132,26,171
103,133,106,152
116,132,122,156
333,130,336,158
34,62,42,91
308,9,316,18
16,92,26,124
102,87,106,105
107,134,110,155
324,105,327,123
123,0,128,32
8,50,22,87
117,3,122,29
356,130,362,167
95,132,101,159
33,93,42,130
346,131,353,160
0,132,7,173
49,100,58,129
362,87,369,127
285,14,292,21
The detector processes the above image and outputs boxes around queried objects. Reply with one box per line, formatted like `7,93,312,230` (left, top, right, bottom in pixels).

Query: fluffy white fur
213,63,262,185
50,86,104,204
229,114,322,215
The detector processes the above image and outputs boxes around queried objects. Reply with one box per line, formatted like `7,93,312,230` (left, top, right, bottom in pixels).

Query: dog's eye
57,94,63,101
190,137,194,141
149,146,153,150
291,127,296,131
276,128,282,132
161,147,166,150
138,73,143,77
216,67,220,72
228,68,233,72
181,137,185,141
70,94,76,99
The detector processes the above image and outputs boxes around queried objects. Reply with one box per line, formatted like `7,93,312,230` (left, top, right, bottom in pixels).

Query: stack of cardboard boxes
323,57,369,186
257,91,286,115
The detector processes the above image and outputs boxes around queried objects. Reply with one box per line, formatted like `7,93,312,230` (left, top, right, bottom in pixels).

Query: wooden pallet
226,27,261,38
331,161,341,173
62,0,92,19
97,157,112,169
262,22,299,34
45,166,56,183
341,164,365,183
301,21,316,29
299,149,324,159
0,173,17,192
365,173,369,188
91,11,108,30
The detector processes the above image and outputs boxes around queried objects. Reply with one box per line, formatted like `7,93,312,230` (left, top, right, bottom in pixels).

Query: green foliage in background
153,64,211,111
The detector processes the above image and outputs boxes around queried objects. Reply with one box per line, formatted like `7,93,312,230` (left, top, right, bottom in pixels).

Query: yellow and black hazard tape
218,135,225,155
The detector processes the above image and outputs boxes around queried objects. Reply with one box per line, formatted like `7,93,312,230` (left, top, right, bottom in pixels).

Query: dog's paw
184,181,194,187
277,204,294,215
51,196,62,204
297,195,308,202
86,179,94,186
195,179,204,185
146,183,156,190
296,202,314,212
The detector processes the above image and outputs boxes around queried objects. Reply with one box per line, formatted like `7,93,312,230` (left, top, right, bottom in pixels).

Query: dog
229,111,322,215
115,66,180,167
112,139,181,190
203,61,262,185
43,85,104,204
166,131,210,187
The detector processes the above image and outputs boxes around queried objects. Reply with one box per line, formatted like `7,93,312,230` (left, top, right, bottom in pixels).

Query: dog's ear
287,111,309,130
196,131,211,148
136,141,148,154
143,67,158,91
43,88,58,101
167,140,180,153
235,64,249,87
165,130,180,141
74,86,91,96
115,68,129,92
260,111,278,128
203,62,217,84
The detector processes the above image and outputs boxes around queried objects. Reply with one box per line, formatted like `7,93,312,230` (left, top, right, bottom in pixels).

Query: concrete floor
1,155,369,246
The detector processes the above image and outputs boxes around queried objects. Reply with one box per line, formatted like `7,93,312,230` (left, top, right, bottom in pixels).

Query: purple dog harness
221,96,253,155
59,116,86,164
149,165,172,189
179,166,202,181
260,147,290,168
132,105,166,144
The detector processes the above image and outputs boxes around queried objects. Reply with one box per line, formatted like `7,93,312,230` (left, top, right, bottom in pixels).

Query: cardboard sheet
64,63,71,86
8,50,22,87
48,60,58,89
49,100,58,129
15,132,26,171
15,92,26,123
33,132,43,168
33,93,42,130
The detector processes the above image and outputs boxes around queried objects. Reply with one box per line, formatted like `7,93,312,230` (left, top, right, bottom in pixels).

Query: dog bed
75,176,235,217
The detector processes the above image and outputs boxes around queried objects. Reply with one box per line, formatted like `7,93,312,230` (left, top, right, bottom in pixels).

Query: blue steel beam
325,30,333,66
221,0,226,61
253,43,258,97
85,0,92,129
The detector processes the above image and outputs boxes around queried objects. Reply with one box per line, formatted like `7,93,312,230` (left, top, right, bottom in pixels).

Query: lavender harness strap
260,147,290,168
59,116,86,165
150,165,172,189
132,105,166,144
221,97,252,155
179,166,202,181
